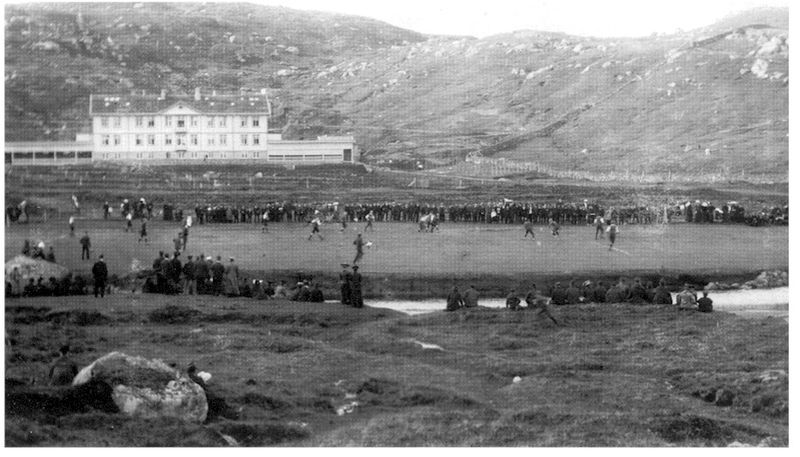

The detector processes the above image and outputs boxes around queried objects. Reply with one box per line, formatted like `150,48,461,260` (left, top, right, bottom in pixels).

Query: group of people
20,239,57,263
118,199,787,228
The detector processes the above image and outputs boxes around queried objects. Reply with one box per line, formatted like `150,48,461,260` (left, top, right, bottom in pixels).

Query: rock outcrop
72,352,208,423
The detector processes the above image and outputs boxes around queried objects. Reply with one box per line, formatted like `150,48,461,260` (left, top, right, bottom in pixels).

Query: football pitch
4,218,788,278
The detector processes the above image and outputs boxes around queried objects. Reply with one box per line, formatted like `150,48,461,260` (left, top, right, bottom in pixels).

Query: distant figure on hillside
48,345,78,386
308,216,324,241
506,289,521,311
139,218,149,243
697,290,713,313
462,285,479,308
92,255,108,298
445,285,463,311
68,215,75,237
607,221,619,250
261,211,269,233
523,219,536,239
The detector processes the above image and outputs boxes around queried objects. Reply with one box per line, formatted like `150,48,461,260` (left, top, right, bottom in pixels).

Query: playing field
5,218,788,278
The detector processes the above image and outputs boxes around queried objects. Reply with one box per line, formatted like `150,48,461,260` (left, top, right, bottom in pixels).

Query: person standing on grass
224,257,240,297
139,218,149,243
183,255,196,295
125,212,133,232
523,218,536,239
594,215,605,240
365,210,376,232
350,266,364,308
607,221,619,250
181,225,189,251
353,233,365,265
548,218,560,238
92,255,108,298
79,232,91,260
308,215,324,241
340,264,352,305
68,215,75,237
211,256,225,296
261,210,269,233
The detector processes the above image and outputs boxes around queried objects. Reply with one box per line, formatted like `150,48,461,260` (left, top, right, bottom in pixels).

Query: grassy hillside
4,3,788,182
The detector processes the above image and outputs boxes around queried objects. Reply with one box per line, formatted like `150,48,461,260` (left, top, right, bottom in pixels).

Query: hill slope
4,3,788,182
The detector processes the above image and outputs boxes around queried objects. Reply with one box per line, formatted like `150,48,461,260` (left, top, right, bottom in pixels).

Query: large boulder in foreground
72,352,208,423
5,255,69,282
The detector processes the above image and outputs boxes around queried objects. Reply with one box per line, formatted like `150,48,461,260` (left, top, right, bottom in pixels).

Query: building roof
90,93,271,115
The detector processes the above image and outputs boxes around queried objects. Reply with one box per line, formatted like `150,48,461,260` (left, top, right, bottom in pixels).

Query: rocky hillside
4,3,788,182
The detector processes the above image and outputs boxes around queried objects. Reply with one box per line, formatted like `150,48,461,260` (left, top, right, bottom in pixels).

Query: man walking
594,215,605,240
139,218,149,243
607,221,619,250
92,255,108,298
68,215,75,237
308,215,324,241
364,210,375,232
79,232,91,260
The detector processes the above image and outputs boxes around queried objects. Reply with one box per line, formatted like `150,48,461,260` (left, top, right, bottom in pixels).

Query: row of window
100,134,264,147
98,115,263,129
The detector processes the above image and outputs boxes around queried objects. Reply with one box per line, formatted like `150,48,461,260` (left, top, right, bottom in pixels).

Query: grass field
5,218,788,281
5,295,788,446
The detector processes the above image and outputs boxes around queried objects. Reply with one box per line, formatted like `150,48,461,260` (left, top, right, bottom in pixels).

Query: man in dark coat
194,255,210,294
92,255,108,298
593,281,607,303
79,232,91,260
697,291,713,312
339,264,352,305
182,255,196,295
628,278,649,304
210,256,225,296
350,266,364,308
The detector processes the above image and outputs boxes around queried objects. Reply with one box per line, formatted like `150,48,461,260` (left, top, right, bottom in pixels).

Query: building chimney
160,89,166,99
194,87,201,101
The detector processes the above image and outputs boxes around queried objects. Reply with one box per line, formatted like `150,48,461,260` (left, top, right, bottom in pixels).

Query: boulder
72,352,208,423
714,389,735,407
5,255,69,284
751,59,769,79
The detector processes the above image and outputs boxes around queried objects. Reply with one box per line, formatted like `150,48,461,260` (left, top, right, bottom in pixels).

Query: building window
218,117,226,127
147,117,155,128
191,116,198,127
166,116,172,127
113,117,121,128
148,135,155,146
177,117,185,128
207,117,214,128
102,135,110,145
191,134,198,146
135,135,143,146
253,135,260,145
239,117,246,127
100,117,109,128
135,117,143,128
252,118,259,127
136,152,142,159
220,134,227,145
208,137,215,146
113,135,121,146
165,135,172,146
241,134,248,146
177,135,185,146
253,151,259,158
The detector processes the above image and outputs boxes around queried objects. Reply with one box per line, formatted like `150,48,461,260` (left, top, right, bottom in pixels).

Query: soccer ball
365,241,373,248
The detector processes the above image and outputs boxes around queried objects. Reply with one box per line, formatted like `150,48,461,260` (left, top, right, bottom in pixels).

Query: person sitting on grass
462,285,479,308
676,284,698,310
652,279,673,305
48,345,78,386
550,282,568,306
446,286,464,311
697,290,713,313
309,283,325,302
506,289,521,311
565,280,581,304
628,277,649,304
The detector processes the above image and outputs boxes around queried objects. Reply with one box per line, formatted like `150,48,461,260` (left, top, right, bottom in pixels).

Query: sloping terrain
4,3,788,181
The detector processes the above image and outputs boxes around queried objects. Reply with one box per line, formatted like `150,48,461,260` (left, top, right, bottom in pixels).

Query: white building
87,89,358,163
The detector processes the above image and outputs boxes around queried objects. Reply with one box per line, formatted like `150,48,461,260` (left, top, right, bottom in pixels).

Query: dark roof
90,94,270,115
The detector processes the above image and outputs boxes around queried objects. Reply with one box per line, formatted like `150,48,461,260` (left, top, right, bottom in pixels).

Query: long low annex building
5,89,359,165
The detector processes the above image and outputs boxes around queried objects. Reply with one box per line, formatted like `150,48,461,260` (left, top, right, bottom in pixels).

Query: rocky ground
5,295,788,446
